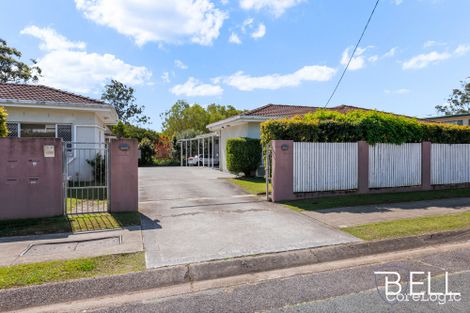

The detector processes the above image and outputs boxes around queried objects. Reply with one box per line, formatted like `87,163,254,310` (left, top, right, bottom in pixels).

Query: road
21,240,470,313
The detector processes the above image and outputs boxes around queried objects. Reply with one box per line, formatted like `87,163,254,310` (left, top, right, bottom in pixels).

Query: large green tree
161,100,243,137
435,78,470,115
101,80,150,125
0,38,41,83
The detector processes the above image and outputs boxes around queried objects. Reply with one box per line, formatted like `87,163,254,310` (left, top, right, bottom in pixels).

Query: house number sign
43,145,55,158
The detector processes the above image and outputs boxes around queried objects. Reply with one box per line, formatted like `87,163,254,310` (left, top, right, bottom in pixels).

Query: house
0,83,118,180
426,113,470,126
206,103,365,174
1,83,118,141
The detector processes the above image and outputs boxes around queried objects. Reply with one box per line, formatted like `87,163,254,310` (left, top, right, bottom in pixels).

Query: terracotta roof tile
0,83,105,105
244,104,367,117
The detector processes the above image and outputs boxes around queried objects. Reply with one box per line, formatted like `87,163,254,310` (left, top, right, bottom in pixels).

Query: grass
0,252,145,290
229,177,270,195
282,188,470,212
0,212,141,237
343,212,470,241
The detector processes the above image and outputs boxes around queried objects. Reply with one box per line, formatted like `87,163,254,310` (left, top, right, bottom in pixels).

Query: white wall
5,106,105,142
219,122,261,172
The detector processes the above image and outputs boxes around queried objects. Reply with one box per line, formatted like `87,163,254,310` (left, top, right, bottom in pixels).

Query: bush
261,109,470,145
226,137,262,177
86,154,106,183
154,158,180,166
139,138,155,166
0,107,7,137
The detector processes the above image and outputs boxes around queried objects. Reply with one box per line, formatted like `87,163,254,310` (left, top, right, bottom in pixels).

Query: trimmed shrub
138,138,155,166
0,107,7,137
261,109,470,145
226,137,262,177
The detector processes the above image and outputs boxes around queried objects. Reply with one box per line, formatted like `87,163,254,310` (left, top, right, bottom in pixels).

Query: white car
188,154,219,166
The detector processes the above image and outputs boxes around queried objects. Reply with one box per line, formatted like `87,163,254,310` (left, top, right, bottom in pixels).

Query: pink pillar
271,140,294,202
357,141,369,193
422,142,432,190
109,139,139,212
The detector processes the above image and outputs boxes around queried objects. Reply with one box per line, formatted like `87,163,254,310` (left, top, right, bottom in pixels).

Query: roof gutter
207,115,270,130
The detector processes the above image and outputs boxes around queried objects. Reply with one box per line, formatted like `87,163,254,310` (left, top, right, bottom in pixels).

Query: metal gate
63,142,109,214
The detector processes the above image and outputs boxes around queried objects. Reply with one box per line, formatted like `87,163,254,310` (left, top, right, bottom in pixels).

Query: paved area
302,197,470,228
139,167,358,268
0,227,143,266
31,241,470,313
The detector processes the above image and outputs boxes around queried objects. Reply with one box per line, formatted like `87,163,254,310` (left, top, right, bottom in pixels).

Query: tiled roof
244,104,367,117
0,83,106,105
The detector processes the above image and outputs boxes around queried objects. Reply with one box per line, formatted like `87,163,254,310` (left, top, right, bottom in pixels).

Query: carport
177,132,219,168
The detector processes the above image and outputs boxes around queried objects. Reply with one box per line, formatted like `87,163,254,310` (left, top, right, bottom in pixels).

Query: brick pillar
109,139,139,212
271,140,294,202
358,141,369,193
422,142,432,190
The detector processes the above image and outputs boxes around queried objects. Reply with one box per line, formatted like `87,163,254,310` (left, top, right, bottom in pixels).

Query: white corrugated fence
431,144,470,184
368,143,422,188
293,142,358,192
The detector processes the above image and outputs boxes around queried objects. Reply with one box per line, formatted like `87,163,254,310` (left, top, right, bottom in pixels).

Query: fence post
422,141,432,190
358,141,369,193
271,140,294,202
109,139,139,213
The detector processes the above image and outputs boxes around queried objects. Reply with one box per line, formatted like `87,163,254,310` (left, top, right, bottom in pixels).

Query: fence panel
369,143,421,188
431,144,470,185
293,142,358,192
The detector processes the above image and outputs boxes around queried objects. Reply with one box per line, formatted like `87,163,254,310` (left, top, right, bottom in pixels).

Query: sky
1,0,469,131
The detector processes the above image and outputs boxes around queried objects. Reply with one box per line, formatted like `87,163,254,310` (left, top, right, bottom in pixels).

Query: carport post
180,141,183,166
211,135,214,168
185,140,188,166
202,138,205,167
189,139,192,161
197,138,200,167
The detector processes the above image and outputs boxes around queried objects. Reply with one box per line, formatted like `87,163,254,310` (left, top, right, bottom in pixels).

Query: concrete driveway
139,167,358,268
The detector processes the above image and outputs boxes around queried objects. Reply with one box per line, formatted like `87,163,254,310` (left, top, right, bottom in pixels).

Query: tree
101,80,150,124
435,78,470,115
0,107,7,137
0,38,41,83
161,100,243,137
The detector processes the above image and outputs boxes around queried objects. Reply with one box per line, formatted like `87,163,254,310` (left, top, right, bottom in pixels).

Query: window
57,124,73,142
20,124,56,138
6,122,19,137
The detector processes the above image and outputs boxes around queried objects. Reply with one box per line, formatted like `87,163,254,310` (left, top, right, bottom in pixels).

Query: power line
324,0,381,108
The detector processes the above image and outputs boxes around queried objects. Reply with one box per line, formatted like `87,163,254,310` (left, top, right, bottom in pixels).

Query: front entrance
63,142,109,214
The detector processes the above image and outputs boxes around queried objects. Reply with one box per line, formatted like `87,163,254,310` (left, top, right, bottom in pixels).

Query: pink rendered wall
0,138,63,220
271,140,295,202
109,139,139,212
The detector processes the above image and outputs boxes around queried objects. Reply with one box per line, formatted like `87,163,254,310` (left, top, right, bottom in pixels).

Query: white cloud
21,26,151,93
423,40,447,48
383,47,398,58
229,32,242,44
20,26,86,51
384,88,410,94
161,72,171,83
175,60,188,70
341,47,368,70
402,51,452,70
454,44,470,56
239,0,303,17
392,0,403,5
217,65,336,91
75,0,227,46
251,23,266,39
170,77,223,96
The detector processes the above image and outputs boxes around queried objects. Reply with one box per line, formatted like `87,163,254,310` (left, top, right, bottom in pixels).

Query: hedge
226,137,262,177
0,107,7,138
261,109,470,145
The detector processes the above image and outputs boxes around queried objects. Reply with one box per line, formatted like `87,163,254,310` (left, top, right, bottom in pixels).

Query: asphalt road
44,242,469,313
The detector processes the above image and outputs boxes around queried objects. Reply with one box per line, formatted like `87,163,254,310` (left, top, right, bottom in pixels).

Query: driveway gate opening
63,142,109,214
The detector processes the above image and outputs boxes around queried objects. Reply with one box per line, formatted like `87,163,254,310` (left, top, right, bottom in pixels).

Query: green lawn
0,212,141,237
283,188,470,212
229,177,269,195
0,252,145,290
343,212,470,241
